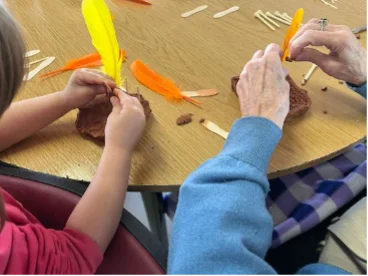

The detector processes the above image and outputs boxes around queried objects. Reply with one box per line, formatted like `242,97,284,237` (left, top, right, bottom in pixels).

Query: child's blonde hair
0,2,26,229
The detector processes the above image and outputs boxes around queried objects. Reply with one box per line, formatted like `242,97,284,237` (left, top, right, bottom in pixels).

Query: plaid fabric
164,144,367,248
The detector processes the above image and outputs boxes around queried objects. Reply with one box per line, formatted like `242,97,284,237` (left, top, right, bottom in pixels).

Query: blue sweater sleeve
168,117,281,274
346,82,367,99
168,116,350,274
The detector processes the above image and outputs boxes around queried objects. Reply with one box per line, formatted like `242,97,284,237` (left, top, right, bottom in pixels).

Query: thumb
110,96,122,114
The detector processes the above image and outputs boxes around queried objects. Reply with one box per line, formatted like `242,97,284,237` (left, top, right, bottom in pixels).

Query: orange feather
130,60,200,105
40,53,101,79
281,8,304,61
114,0,152,5
40,49,125,79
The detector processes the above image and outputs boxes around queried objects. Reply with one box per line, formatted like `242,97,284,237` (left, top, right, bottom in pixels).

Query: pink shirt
0,189,103,274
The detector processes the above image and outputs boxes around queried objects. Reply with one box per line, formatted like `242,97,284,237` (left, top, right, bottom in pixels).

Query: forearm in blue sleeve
168,117,282,274
346,82,367,99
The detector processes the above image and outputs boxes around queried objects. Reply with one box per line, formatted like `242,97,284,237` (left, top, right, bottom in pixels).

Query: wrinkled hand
289,19,367,85
105,89,146,154
61,69,116,110
236,43,290,129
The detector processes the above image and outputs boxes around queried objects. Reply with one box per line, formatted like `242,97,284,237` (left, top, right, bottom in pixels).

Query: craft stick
282,13,293,21
266,12,291,25
181,5,208,18
104,81,113,96
125,77,129,93
200,119,229,139
213,6,240,19
255,11,275,31
258,10,280,28
183,96,201,106
136,85,141,100
352,25,367,34
23,57,55,81
24,49,40,58
25,57,49,68
181,89,219,97
275,11,291,23
331,0,335,3
320,0,338,8
301,64,318,85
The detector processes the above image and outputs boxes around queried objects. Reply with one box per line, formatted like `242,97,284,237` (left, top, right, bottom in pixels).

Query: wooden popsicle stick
258,10,280,28
181,5,208,18
213,6,240,19
200,119,229,139
25,57,49,67
255,11,275,31
181,89,219,97
23,57,55,81
320,0,338,8
266,12,290,25
24,49,40,57
104,81,113,96
275,11,291,23
282,13,293,21
301,64,318,85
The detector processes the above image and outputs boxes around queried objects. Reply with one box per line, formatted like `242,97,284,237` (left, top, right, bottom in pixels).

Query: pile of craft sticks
254,10,293,30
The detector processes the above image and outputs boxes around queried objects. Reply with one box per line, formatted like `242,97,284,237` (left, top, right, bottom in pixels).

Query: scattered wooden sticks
254,10,275,31
282,13,293,22
24,49,40,58
258,10,280,28
200,119,229,139
181,89,219,98
266,12,290,26
213,6,240,19
24,57,50,68
24,57,55,81
302,64,318,85
320,0,338,9
255,10,297,30
181,5,208,18
275,11,291,23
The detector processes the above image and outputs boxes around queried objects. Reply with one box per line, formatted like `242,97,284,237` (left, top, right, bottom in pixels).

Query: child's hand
61,69,116,110
105,89,146,154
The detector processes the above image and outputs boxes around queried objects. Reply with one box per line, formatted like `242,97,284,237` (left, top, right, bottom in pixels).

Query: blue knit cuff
220,116,282,174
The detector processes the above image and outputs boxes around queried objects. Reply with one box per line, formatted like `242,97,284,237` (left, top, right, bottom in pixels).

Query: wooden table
2,0,366,191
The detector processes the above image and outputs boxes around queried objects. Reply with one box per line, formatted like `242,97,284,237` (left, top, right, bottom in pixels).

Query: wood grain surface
1,0,366,191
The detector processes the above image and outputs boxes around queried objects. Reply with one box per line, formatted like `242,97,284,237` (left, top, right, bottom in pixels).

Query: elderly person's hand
289,19,367,86
236,43,290,130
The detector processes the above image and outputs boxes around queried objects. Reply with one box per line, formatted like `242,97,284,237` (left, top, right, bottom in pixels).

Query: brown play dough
176,113,193,125
75,93,152,141
231,75,312,121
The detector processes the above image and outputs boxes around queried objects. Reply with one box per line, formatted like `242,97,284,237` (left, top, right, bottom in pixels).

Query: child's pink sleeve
1,223,103,274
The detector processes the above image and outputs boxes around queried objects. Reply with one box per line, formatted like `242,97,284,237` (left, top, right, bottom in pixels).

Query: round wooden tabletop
1,0,366,191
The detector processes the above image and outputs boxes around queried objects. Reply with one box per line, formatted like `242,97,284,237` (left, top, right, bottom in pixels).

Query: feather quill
281,8,304,61
40,53,102,79
130,60,200,105
82,0,123,86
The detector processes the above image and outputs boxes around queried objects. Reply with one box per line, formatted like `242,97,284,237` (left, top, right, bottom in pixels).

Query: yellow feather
82,0,122,86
